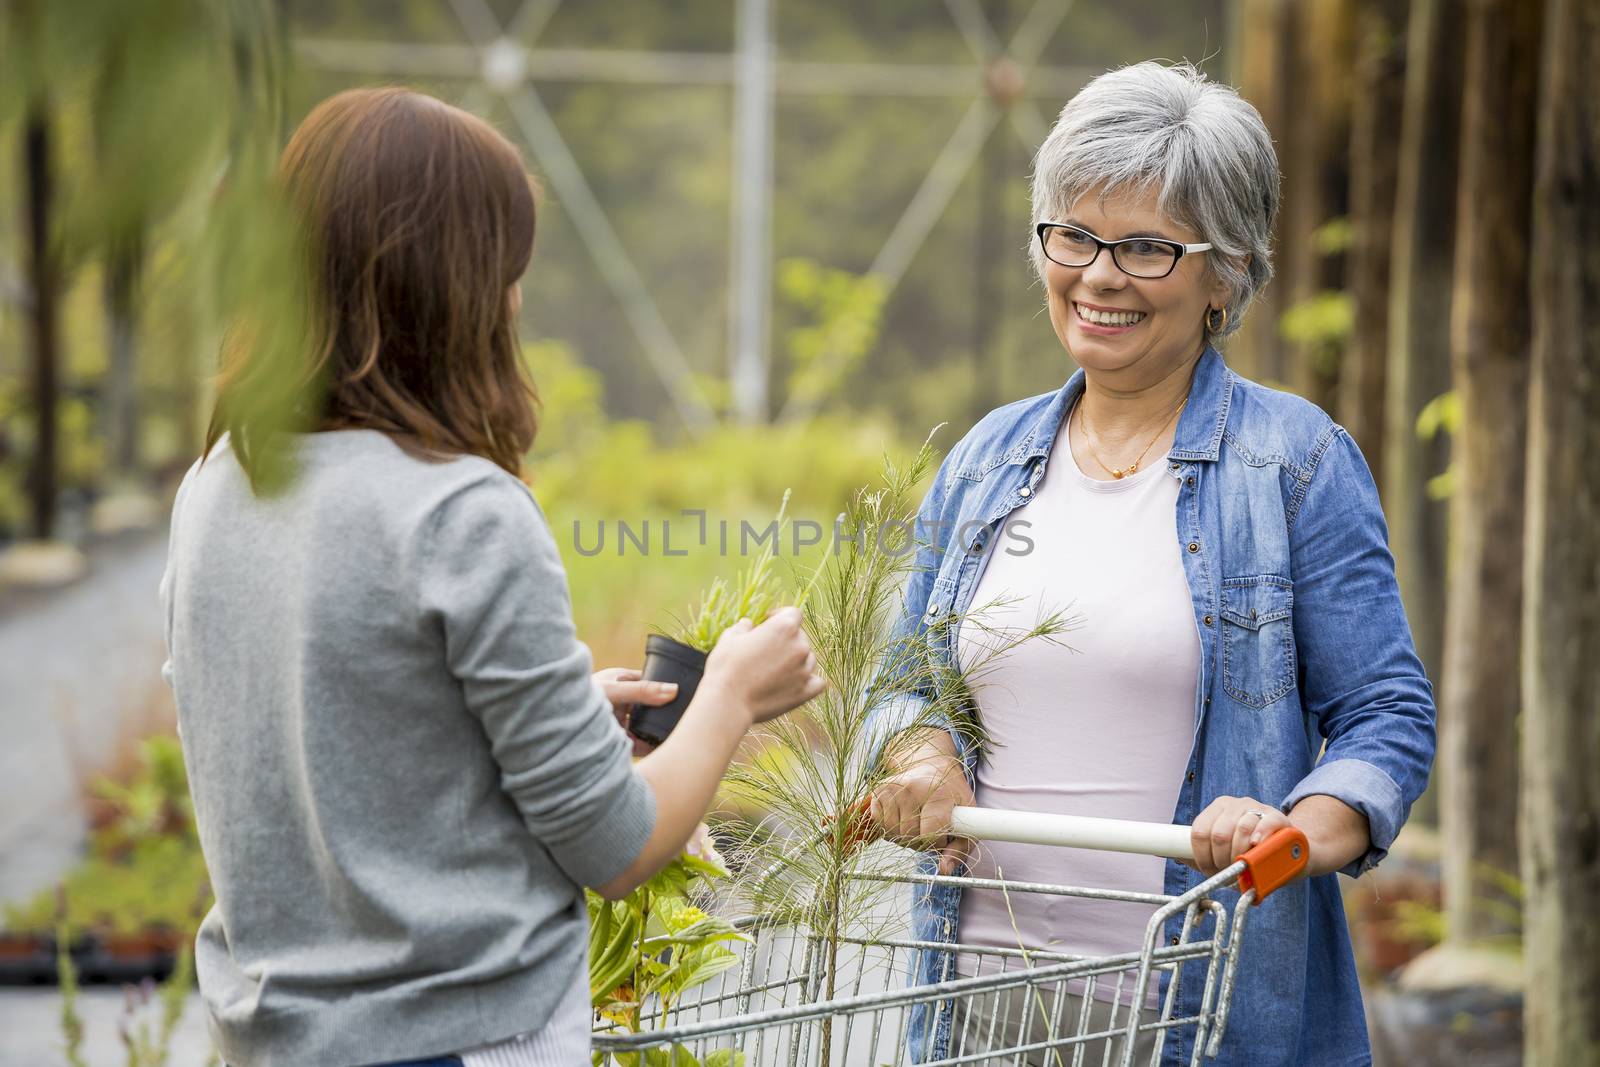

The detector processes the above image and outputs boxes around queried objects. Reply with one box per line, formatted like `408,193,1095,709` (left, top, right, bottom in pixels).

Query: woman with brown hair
161,88,825,1066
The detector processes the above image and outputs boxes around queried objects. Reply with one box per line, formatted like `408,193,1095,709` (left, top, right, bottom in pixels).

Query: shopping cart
592,806,1307,1067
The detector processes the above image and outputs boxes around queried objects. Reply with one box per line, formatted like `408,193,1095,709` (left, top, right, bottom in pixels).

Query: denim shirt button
1187,541,1200,553
1019,486,1032,498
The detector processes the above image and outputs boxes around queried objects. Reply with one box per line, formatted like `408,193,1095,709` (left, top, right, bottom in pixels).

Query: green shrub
3,735,208,938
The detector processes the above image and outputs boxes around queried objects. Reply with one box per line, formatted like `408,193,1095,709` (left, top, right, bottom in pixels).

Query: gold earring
1207,306,1229,334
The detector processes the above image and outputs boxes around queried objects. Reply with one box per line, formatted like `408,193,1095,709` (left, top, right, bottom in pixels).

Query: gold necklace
1078,397,1187,479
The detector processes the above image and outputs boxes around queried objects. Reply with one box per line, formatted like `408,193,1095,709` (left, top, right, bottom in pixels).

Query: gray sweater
160,431,656,1066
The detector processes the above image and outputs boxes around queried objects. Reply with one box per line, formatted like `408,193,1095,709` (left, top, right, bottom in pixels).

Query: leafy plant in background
1278,218,1356,382
779,258,889,412
1415,390,1461,501
589,847,749,1066
714,436,1074,1064
1279,291,1354,380
43,735,206,1067
57,907,87,1067
4,735,209,937
667,491,794,653
1391,861,1524,950
55,901,199,1067
522,340,908,668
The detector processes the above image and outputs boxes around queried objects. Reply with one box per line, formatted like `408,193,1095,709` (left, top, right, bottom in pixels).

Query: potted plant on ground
1,735,209,985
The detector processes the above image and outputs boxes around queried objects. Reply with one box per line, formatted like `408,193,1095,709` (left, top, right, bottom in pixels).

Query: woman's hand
869,728,975,876
701,607,827,725
1189,793,1371,879
596,611,823,899
592,666,676,756
1188,795,1293,876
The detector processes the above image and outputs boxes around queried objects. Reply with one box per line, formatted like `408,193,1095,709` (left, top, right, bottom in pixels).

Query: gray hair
1029,62,1279,341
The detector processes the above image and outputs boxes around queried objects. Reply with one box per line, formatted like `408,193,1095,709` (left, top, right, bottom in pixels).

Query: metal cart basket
593,807,1307,1067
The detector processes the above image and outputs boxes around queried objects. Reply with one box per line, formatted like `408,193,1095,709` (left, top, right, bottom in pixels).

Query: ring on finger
1243,809,1266,823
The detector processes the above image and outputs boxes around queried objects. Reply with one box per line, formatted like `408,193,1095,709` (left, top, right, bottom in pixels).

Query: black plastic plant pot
628,634,707,746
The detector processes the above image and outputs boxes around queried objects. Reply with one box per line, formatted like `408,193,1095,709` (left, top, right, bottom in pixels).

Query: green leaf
1312,217,1354,255
1416,390,1461,441
1278,291,1354,347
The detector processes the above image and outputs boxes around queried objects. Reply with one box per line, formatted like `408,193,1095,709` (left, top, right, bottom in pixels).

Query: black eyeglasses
1035,222,1212,280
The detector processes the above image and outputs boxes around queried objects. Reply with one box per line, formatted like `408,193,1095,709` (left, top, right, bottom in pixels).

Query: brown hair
205,87,538,488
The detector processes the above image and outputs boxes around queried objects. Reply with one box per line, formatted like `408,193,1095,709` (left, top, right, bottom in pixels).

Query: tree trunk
103,233,143,479
1521,0,1600,1058
1284,0,1356,411
1337,0,1406,483
1227,0,1295,385
1439,0,1543,947
23,98,59,542
1384,0,1465,707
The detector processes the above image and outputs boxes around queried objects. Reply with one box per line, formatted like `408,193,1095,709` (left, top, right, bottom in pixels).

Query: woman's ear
1209,256,1245,309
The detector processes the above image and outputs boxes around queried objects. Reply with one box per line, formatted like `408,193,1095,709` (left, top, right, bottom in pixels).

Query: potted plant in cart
713,436,1075,1065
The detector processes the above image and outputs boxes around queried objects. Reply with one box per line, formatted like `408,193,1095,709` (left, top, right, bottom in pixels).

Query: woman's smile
1072,300,1148,335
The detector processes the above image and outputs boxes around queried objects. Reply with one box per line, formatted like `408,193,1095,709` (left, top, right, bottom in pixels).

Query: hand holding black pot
596,606,826,900
592,666,678,754
629,607,824,745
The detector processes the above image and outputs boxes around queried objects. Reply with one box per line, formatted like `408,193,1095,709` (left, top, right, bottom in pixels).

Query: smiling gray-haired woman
868,62,1434,1066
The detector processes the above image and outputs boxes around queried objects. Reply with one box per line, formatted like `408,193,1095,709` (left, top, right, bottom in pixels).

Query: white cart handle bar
948,806,1309,902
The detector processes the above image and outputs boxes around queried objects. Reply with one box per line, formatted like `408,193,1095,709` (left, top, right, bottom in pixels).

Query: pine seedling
714,435,1075,1064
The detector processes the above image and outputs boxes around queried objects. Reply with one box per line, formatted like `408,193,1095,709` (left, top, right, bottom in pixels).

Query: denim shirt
868,348,1436,1066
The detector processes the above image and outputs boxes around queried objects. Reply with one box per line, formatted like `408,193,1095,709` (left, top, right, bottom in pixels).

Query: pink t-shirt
954,412,1200,998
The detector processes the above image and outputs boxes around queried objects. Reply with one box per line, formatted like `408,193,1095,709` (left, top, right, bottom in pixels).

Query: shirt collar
1017,345,1232,465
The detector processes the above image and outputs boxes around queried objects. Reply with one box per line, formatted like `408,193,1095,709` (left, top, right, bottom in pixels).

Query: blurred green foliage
1,0,1225,537
527,339,919,663
1279,291,1355,378
1416,390,1461,500
3,736,209,937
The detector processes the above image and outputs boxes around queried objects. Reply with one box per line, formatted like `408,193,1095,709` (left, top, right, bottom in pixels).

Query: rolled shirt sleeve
1282,426,1437,876
417,474,656,888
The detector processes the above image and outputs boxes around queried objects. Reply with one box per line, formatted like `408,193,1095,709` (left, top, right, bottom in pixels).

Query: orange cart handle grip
1236,825,1310,902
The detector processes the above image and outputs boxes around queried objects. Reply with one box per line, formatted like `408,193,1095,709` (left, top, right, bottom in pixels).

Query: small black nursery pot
628,634,707,745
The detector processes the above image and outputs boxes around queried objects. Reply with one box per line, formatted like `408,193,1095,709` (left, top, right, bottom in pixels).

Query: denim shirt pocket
1219,575,1297,708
